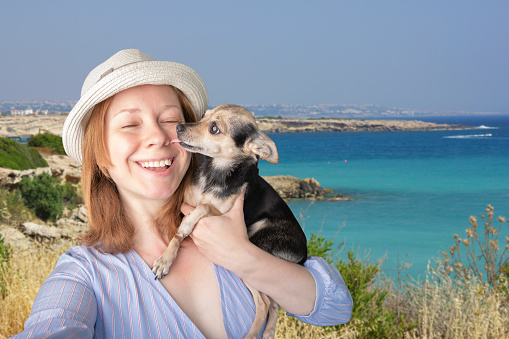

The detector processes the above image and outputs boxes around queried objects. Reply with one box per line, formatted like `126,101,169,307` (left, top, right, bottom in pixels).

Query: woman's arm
11,250,97,338
187,194,352,324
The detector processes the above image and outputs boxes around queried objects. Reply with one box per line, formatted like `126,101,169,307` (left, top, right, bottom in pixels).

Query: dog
152,104,308,339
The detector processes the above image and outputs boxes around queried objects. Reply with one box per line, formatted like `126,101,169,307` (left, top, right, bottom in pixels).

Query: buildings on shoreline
0,100,506,119
0,100,74,116
10,109,50,116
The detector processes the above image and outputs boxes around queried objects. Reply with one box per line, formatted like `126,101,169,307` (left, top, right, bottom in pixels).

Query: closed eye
162,120,183,126
121,123,138,129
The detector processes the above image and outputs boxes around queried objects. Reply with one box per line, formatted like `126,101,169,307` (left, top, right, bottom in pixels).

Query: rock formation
0,167,52,190
0,207,88,251
262,175,333,201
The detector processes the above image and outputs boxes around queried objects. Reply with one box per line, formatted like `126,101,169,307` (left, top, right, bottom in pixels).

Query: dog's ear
246,132,279,164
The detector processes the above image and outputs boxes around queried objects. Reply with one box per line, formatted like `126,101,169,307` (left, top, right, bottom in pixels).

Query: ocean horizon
258,114,509,280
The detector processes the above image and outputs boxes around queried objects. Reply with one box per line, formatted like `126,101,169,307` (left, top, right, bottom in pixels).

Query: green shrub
62,182,82,211
0,189,34,225
19,173,64,221
0,137,48,170
307,233,416,338
0,234,10,266
336,251,416,337
307,233,334,261
28,133,65,155
0,233,10,298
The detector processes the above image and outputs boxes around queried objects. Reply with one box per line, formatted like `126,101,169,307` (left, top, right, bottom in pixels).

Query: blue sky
1,0,507,112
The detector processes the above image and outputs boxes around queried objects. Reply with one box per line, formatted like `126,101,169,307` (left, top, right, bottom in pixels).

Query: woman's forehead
107,85,183,118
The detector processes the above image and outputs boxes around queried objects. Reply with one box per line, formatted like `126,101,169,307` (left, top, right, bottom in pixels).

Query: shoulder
60,245,135,263
57,245,104,269
49,246,98,285
56,245,140,281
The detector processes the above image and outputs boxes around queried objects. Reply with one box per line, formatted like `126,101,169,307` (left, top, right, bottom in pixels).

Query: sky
1,0,508,113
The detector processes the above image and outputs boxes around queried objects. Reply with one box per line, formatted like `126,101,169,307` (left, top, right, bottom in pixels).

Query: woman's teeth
140,159,172,168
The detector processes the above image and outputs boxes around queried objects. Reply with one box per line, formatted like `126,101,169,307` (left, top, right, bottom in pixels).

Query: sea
258,114,509,280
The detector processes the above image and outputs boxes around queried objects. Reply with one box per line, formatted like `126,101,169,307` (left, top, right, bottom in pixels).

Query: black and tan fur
152,104,307,339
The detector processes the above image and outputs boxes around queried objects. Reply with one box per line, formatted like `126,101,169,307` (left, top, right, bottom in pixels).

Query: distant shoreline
0,115,468,138
256,117,468,134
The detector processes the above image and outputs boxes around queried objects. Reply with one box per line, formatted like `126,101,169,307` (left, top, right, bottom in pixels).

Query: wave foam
444,134,493,139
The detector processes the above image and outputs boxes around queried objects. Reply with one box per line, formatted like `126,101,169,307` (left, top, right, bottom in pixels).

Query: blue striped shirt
12,246,352,338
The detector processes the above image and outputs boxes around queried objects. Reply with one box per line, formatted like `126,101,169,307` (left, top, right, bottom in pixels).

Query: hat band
99,60,147,80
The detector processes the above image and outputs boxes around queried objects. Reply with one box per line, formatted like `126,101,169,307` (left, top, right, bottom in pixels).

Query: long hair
79,86,198,253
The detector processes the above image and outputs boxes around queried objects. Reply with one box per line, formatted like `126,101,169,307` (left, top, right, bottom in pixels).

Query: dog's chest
185,181,238,215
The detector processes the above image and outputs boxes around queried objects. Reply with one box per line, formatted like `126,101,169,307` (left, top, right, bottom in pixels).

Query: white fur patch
272,250,302,263
248,219,268,238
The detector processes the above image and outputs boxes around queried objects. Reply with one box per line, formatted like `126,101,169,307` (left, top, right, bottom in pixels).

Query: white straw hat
62,49,208,164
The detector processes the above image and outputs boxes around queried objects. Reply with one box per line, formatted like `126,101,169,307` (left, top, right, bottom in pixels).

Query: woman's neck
118,194,169,263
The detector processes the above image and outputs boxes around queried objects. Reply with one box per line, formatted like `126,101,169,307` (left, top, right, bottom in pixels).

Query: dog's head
175,104,278,164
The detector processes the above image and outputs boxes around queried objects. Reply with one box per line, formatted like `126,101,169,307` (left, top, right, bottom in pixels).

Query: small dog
152,104,308,339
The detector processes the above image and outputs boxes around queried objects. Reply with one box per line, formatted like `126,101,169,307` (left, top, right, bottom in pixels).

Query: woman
12,49,352,338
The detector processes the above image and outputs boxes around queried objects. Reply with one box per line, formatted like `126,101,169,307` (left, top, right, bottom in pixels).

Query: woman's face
104,84,191,206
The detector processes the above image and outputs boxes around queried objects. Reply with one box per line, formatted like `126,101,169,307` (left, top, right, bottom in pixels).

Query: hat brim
63,60,208,164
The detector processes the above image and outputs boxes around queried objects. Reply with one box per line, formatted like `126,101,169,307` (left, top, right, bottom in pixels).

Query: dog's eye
209,122,221,135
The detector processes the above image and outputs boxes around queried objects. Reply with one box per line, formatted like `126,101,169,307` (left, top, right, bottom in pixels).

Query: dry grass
441,205,509,292
383,263,509,339
2,238,508,338
276,309,358,338
0,240,75,338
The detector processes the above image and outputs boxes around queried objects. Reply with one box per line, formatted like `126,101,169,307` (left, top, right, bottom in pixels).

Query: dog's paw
152,255,174,280
152,236,183,279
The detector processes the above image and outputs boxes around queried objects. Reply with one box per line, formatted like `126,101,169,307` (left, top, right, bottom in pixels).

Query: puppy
152,104,308,339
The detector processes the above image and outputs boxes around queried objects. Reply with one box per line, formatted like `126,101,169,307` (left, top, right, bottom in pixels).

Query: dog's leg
152,204,220,279
261,298,279,339
245,283,271,339
152,232,186,280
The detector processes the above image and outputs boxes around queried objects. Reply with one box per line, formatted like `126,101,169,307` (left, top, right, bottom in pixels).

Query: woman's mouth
138,158,173,171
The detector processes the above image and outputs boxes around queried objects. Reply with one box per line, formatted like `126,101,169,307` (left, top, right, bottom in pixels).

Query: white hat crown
81,49,155,97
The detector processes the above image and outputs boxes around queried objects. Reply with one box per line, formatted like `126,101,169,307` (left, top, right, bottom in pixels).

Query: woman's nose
143,122,170,148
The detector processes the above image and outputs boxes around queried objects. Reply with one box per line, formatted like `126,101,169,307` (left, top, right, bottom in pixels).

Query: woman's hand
181,192,316,316
182,192,254,271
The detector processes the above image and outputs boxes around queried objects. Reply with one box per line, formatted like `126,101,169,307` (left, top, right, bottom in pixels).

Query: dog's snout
176,123,185,133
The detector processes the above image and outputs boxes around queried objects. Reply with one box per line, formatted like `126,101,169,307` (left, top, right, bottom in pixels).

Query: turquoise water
258,115,509,279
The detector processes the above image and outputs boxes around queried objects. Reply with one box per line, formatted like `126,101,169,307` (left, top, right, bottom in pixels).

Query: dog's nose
176,123,185,133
